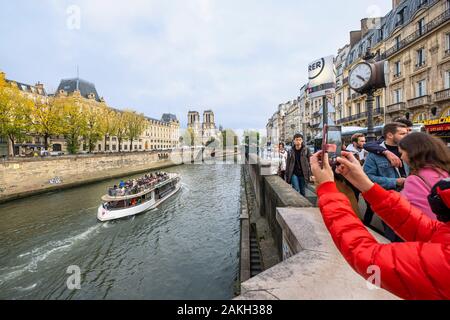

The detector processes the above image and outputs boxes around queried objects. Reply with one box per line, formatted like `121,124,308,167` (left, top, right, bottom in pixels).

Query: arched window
413,112,428,123
440,107,450,118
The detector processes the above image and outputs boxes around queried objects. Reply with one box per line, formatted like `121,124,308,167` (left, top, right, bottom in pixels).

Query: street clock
349,62,372,92
349,61,388,93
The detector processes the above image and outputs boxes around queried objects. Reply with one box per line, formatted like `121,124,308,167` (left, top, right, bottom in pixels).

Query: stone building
187,109,219,145
56,78,180,152
336,17,386,127
1,74,67,156
0,73,180,156
283,99,301,144
384,0,450,124
335,0,450,127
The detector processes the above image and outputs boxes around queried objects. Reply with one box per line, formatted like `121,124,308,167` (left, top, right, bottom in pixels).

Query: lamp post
349,47,388,143
363,49,377,142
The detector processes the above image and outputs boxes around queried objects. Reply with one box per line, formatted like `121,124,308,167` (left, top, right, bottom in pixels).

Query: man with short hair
364,122,410,242
285,133,311,197
345,133,368,164
364,118,413,167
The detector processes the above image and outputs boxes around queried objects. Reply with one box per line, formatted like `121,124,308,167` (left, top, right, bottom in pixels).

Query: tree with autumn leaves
0,74,34,157
0,73,148,156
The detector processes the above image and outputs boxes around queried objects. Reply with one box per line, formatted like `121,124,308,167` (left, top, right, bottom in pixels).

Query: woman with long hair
398,132,450,219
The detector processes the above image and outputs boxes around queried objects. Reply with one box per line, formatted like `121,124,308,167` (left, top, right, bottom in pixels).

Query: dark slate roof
6,79,47,96
162,113,178,122
346,0,440,67
56,78,101,102
145,116,170,126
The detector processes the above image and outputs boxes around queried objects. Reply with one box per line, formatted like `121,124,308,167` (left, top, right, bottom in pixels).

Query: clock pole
363,48,377,143
366,88,376,142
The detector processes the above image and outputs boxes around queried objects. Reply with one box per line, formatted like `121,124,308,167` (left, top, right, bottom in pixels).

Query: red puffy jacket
317,181,450,300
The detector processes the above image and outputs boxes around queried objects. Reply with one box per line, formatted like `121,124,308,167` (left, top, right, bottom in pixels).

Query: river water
0,163,241,299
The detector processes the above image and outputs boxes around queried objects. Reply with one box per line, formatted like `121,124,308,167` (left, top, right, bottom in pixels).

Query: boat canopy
101,174,179,202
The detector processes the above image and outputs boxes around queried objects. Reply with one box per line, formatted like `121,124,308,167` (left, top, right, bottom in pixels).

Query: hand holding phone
321,125,342,169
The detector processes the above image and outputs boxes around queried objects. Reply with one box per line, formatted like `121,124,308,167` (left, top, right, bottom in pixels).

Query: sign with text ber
308,55,336,98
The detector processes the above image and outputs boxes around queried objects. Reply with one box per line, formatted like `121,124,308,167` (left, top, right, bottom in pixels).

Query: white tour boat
97,172,181,222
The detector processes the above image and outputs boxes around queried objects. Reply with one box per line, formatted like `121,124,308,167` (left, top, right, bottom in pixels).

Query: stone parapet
236,207,399,300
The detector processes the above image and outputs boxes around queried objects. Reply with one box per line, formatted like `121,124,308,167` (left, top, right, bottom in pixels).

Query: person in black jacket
362,118,413,227
285,133,312,197
363,118,413,167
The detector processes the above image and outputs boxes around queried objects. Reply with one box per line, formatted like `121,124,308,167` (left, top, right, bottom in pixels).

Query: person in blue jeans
285,133,312,197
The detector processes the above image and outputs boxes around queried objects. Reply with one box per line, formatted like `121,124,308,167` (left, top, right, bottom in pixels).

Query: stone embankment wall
0,148,237,203
237,155,398,300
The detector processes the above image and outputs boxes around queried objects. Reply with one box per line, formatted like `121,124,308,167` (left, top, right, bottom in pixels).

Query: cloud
1,0,392,130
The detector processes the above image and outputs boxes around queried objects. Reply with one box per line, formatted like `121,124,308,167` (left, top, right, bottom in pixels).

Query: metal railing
407,95,432,109
435,88,450,102
386,102,406,113
336,108,384,124
382,8,450,59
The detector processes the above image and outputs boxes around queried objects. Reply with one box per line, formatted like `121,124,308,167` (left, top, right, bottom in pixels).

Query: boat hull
97,183,181,222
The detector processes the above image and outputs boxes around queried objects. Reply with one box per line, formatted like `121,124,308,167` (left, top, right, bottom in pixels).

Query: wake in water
0,224,101,286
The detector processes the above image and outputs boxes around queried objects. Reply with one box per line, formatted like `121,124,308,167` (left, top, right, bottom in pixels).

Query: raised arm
363,183,441,242
317,182,447,300
363,154,397,190
363,141,386,156
311,152,449,299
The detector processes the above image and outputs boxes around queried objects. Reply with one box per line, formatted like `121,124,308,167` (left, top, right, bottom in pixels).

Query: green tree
100,107,118,151
114,111,128,152
220,129,238,150
0,76,33,157
58,97,87,154
83,104,105,153
181,127,196,147
123,110,147,152
30,97,63,150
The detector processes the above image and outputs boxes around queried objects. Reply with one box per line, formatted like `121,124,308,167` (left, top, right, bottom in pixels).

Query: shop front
424,116,450,147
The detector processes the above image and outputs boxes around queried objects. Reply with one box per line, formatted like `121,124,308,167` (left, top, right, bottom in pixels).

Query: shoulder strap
414,174,433,190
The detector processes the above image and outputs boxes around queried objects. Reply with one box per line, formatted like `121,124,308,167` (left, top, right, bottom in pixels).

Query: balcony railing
407,95,431,109
336,116,352,125
386,102,406,114
351,92,364,100
382,8,450,59
393,72,402,79
336,108,384,124
435,88,450,102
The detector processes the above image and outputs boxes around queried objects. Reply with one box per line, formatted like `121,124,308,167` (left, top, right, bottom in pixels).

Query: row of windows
344,96,382,117
392,34,450,77
101,144,177,151
348,0,450,66
393,71,450,103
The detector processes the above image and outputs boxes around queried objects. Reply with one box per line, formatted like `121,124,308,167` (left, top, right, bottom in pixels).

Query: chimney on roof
349,30,362,48
392,0,402,10
361,17,382,37
35,82,44,90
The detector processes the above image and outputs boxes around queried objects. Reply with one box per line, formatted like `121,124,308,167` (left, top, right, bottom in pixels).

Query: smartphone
321,125,342,168
321,125,328,169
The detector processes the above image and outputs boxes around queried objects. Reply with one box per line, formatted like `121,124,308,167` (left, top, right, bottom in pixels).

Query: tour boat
97,172,181,222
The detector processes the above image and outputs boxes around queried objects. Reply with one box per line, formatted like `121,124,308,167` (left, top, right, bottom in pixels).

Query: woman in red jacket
311,151,450,300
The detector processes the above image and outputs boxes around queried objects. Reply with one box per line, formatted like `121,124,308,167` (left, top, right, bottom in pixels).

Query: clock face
349,63,372,91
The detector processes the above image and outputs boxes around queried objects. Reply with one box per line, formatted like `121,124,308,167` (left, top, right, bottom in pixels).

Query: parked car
50,151,64,156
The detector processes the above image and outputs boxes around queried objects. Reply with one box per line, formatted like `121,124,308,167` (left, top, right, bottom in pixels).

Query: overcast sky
0,0,391,130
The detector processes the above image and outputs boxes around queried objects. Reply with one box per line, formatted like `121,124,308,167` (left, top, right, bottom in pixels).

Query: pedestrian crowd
276,118,450,299
108,172,169,197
